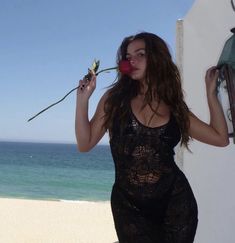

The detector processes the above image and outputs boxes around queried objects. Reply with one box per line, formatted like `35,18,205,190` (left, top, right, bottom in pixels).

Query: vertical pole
175,19,185,171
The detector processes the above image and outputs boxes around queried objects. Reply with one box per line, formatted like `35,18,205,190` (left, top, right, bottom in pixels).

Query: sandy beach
0,198,118,243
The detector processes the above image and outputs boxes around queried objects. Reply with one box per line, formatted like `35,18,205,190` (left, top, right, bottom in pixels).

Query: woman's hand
77,70,96,100
205,66,219,96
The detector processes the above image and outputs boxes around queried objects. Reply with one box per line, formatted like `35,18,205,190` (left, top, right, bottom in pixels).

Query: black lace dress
110,108,198,243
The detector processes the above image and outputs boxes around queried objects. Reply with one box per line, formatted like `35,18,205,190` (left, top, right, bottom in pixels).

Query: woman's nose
129,56,136,65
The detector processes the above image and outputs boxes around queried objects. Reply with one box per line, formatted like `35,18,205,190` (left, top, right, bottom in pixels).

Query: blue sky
0,0,195,144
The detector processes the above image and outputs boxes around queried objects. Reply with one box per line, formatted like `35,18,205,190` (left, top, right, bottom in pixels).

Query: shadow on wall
231,0,235,11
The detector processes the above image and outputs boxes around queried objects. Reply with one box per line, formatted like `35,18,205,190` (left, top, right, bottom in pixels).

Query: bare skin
75,39,229,151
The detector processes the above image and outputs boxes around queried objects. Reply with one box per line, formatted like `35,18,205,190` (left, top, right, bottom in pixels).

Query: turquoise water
0,141,115,201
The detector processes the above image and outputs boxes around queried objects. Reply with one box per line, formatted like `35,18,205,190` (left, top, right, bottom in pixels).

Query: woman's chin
130,75,144,82
130,73,141,80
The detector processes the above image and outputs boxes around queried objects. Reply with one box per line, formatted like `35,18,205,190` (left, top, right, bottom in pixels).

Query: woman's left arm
189,66,230,147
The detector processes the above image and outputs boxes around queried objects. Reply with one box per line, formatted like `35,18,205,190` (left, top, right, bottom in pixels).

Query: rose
95,60,133,76
118,60,133,75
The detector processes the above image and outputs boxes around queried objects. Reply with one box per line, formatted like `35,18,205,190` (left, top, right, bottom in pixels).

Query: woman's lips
131,68,140,74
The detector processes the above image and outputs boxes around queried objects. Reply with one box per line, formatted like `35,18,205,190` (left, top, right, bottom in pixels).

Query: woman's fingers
206,66,219,80
77,71,97,97
205,66,219,95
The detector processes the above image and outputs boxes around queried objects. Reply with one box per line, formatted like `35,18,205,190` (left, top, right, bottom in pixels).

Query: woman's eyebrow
126,48,146,55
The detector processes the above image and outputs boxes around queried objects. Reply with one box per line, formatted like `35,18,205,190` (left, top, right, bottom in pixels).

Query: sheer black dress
110,107,198,243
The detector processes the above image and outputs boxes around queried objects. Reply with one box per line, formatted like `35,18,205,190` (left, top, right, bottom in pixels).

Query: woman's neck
138,81,148,96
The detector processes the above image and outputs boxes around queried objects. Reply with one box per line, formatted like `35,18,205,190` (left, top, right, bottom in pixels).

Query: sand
0,198,118,243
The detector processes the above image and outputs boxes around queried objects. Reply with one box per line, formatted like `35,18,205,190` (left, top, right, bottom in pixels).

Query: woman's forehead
127,39,146,53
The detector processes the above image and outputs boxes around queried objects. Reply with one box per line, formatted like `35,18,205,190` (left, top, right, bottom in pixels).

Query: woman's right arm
75,72,107,152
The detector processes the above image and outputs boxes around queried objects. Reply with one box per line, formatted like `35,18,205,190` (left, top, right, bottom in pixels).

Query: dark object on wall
217,28,235,142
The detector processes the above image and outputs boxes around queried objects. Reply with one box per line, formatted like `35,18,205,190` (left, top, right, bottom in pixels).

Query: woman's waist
114,167,178,198
114,156,178,176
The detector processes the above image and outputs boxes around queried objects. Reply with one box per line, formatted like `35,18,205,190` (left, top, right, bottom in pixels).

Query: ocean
0,141,115,202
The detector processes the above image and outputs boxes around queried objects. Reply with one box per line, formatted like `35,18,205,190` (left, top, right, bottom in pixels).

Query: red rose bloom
118,60,133,75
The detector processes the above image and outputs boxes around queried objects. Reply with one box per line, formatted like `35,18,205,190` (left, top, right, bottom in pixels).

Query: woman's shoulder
96,90,113,111
100,90,111,102
100,86,120,102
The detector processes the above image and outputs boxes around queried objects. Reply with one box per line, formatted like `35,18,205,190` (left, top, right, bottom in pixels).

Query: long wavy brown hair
103,32,191,148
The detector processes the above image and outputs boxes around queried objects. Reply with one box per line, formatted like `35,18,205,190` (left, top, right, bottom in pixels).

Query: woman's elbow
217,136,230,147
77,144,92,152
222,138,230,147
77,146,89,152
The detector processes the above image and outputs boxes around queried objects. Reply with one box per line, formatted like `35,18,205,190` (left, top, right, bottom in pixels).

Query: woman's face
126,39,147,82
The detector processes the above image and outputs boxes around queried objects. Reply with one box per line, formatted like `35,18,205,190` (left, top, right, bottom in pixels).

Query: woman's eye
137,52,145,57
125,52,145,61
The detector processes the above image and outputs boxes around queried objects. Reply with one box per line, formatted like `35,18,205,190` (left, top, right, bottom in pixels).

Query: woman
75,32,229,243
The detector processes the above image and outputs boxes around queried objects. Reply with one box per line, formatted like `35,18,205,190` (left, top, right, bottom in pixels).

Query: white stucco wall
176,0,235,242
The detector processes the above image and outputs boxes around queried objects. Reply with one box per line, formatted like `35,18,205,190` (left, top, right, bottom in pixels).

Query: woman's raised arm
189,67,230,147
75,73,107,152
